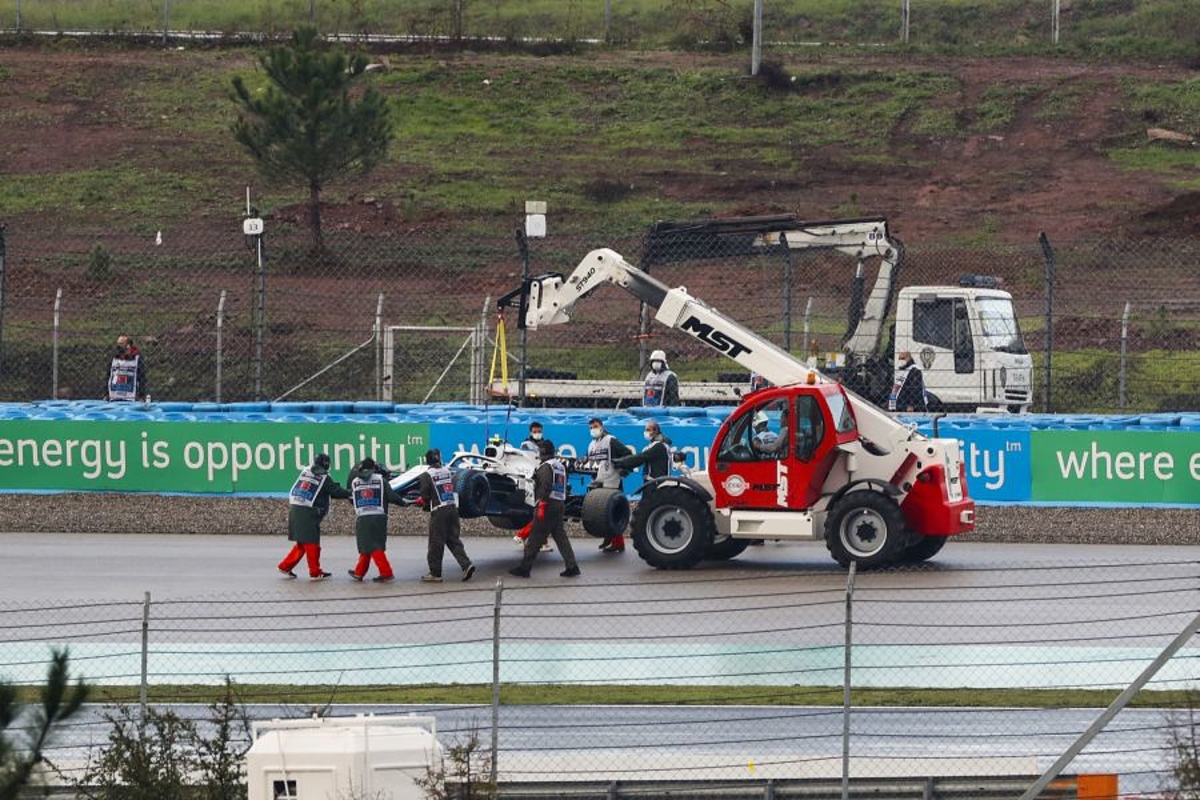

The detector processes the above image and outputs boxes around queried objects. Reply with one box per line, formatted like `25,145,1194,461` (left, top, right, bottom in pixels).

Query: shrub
86,243,112,281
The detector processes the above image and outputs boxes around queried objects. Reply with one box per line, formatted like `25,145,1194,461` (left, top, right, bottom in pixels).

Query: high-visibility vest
351,472,387,517
428,466,458,510
546,459,567,501
587,433,620,487
288,468,326,508
108,356,139,401
643,368,676,406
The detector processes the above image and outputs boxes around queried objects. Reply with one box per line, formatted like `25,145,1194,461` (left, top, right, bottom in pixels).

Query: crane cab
705,384,857,541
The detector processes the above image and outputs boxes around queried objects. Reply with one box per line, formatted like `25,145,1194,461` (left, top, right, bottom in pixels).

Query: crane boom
636,215,902,358
499,219,975,568
517,246,917,452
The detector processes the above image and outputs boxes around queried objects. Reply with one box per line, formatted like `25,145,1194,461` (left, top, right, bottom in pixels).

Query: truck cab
895,281,1032,413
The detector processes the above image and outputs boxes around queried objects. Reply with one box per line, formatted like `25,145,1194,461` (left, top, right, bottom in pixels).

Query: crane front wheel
632,487,715,570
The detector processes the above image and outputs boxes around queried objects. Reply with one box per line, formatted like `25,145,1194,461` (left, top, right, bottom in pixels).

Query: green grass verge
47,683,1198,709
1031,348,1200,413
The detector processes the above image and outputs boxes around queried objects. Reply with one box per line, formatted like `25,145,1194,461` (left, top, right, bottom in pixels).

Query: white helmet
752,410,769,428
650,349,667,366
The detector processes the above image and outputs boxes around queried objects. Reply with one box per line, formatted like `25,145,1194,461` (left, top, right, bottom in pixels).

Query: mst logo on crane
680,316,753,358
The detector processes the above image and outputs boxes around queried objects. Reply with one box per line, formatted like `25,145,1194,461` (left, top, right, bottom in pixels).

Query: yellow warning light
806,371,817,385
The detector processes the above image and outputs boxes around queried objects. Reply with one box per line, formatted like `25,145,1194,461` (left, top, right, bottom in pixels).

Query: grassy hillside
0,42,1196,244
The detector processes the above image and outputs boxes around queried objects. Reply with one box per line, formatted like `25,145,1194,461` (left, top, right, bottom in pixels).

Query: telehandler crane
500,217,975,569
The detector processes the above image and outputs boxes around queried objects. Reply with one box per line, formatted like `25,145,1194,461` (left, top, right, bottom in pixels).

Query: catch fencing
0,223,1196,413
0,0,1086,50
2,558,1198,795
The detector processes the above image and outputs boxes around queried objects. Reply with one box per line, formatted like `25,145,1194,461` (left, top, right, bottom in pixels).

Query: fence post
215,290,226,403
1051,0,1061,44
477,296,491,406
139,591,151,721
604,0,612,42
0,225,7,363
162,0,170,45
780,233,794,351
1119,301,1130,410
373,292,384,401
515,228,529,404
901,0,911,43
841,561,856,800
750,0,764,76
801,297,813,357
252,228,266,401
490,578,503,783
1038,233,1055,413
15,0,20,33
52,287,62,399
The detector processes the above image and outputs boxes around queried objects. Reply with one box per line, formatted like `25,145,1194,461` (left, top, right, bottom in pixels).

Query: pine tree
0,649,90,800
232,26,393,255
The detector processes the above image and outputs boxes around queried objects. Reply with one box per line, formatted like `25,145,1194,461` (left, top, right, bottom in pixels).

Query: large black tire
452,469,491,518
631,486,716,570
580,488,630,538
900,533,948,563
705,536,750,562
824,491,908,569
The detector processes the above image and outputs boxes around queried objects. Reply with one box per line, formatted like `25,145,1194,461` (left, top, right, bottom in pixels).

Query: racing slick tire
452,469,491,518
580,488,630,538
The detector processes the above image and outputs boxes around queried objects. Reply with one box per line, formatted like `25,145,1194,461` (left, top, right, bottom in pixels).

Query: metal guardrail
494,774,1118,800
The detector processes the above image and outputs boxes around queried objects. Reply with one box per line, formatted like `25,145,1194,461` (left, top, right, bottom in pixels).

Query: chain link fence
0,222,1196,413
2,559,1198,796
0,0,1071,47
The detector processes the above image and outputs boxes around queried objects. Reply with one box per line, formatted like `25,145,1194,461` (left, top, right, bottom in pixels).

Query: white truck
501,218,977,569
649,215,1034,412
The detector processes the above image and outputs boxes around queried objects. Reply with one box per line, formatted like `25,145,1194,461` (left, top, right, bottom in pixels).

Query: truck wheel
824,491,907,569
581,488,630,538
705,536,750,562
453,470,491,518
900,533,947,563
632,487,715,570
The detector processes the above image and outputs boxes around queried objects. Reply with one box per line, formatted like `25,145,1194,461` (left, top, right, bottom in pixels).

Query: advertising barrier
0,420,429,494
0,409,1195,506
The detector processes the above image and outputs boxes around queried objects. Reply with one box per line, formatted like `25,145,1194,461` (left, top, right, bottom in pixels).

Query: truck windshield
976,297,1027,354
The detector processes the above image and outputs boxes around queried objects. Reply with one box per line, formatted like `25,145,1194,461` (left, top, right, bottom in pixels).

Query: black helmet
537,439,556,460
424,448,442,467
359,457,377,472
313,453,331,471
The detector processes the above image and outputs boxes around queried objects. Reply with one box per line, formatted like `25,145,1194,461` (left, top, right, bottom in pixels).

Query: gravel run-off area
4,495,1197,546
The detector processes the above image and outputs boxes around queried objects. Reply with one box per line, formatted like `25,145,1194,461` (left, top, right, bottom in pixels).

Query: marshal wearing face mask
889,350,929,412
613,420,673,489
584,417,633,554
642,349,679,407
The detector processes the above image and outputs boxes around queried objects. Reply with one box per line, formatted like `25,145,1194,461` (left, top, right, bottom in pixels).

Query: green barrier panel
1031,430,1200,504
0,421,429,493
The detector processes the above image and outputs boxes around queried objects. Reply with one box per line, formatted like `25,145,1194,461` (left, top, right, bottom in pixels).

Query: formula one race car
389,439,630,539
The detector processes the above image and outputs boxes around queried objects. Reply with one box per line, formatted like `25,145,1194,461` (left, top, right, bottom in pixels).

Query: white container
246,714,441,800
